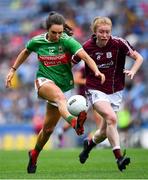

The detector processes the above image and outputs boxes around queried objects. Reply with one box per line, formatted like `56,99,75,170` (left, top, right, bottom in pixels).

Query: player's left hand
123,69,135,79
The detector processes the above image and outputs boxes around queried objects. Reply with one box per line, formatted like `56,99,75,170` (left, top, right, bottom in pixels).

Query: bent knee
105,114,117,125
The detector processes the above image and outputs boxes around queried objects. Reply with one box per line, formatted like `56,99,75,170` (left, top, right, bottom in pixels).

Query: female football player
5,12,105,173
74,16,143,171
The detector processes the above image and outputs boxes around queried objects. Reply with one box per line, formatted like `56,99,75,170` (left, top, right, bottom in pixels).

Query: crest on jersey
95,52,103,60
48,47,55,54
58,46,63,53
106,52,112,58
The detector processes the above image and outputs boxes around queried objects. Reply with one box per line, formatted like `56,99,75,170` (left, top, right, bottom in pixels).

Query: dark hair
46,12,73,36
64,23,73,36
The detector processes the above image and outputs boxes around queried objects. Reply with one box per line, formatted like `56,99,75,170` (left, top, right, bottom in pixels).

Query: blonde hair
91,16,112,33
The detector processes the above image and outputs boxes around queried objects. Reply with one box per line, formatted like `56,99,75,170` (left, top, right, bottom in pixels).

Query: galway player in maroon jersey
73,16,143,171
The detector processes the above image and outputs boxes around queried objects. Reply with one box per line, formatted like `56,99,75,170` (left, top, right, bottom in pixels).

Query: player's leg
37,80,87,135
79,89,130,171
79,115,106,164
93,109,103,128
95,101,130,171
80,101,130,170
27,103,61,173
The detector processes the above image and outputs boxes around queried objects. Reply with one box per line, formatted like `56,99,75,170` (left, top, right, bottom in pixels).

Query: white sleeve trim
74,48,83,55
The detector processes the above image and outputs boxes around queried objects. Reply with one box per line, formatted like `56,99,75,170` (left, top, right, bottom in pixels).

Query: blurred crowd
0,0,148,146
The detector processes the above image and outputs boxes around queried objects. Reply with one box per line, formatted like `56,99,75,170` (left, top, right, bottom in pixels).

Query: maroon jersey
73,35,135,94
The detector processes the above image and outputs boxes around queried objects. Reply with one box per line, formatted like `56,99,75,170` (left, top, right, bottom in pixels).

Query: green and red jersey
26,32,82,92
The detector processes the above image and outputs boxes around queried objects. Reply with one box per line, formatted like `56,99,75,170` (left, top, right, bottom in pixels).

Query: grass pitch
0,148,148,179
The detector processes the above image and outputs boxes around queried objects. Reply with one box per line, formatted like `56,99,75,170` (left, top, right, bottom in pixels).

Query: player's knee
106,114,117,125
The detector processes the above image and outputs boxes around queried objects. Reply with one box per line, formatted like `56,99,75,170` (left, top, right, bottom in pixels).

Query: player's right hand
95,71,105,84
5,69,15,88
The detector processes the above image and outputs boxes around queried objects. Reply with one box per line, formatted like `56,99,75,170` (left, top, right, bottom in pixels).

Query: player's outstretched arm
76,49,105,84
5,48,31,88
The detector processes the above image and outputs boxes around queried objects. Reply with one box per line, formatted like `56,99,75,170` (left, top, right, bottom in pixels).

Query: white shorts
86,89,123,112
35,77,54,91
34,77,75,107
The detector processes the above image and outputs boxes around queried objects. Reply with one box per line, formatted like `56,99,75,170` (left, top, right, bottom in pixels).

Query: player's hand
123,69,135,79
5,69,15,88
95,71,105,84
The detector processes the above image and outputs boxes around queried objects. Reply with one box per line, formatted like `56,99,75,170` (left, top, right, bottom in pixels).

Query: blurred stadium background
0,0,148,150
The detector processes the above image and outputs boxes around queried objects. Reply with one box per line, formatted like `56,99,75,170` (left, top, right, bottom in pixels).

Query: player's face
48,24,64,42
95,24,111,47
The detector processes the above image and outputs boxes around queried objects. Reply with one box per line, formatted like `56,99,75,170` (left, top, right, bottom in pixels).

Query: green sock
66,115,75,124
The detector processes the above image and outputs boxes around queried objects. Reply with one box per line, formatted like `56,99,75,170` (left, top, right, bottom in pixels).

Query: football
67,95,89,116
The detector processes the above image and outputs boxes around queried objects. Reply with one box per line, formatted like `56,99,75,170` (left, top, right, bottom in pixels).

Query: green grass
0,148,148,179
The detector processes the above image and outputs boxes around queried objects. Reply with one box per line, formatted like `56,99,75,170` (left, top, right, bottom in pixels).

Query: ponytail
64,24,73,36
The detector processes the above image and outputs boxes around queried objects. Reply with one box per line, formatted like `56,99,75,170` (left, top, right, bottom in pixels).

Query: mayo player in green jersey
5,12,105,173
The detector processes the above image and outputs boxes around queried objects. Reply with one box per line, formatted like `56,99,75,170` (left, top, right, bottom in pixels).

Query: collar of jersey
44,33,58,43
